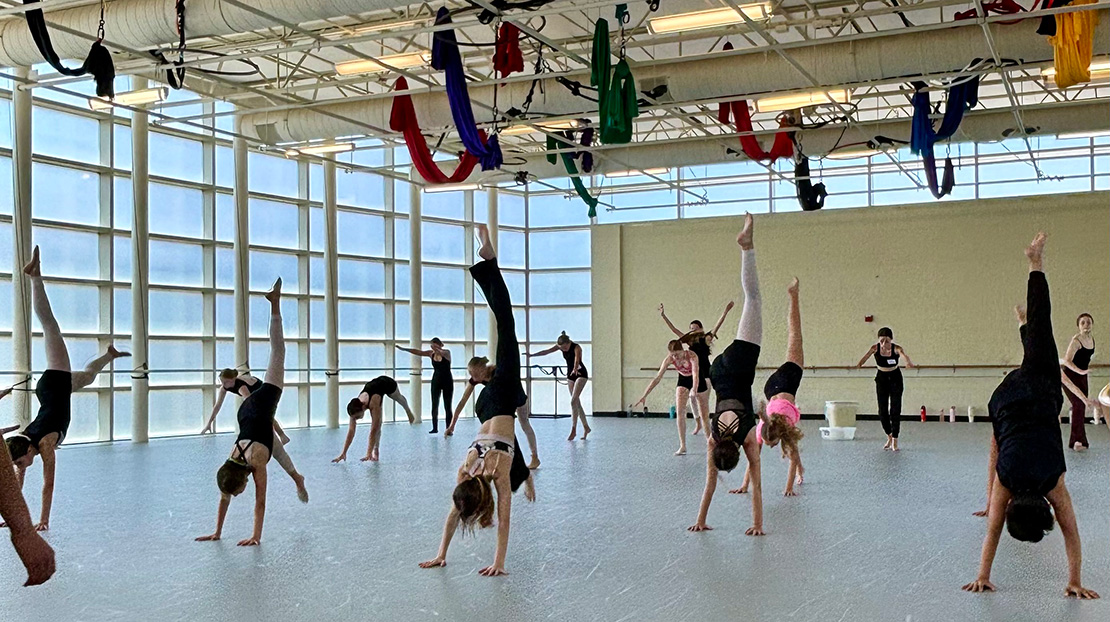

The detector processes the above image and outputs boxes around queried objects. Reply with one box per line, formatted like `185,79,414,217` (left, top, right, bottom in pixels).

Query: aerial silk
24,0,115,98
547,132,599,220
953,0,1028,22
389,77,481,184
431,7,503,170
1046,0,1100,89
601,59,638,144
493,23,524,79
717,44,793,162
910,75,979,199
794,157,827,211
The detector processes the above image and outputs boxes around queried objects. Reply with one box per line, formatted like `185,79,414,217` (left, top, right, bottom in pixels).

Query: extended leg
735,215,761,346
675,386,689,455
517,399,540,468
442,381,455,431
889,373,903,444
785,278,802,367
263,279,285,390
570,377,590,439
1020,233,1058,380
270,433,308,503
70,345,131,391
390,389,416,424
24,247,70,372
430,379,442,432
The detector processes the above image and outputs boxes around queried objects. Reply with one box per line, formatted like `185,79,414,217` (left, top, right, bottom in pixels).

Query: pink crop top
756,398,801,445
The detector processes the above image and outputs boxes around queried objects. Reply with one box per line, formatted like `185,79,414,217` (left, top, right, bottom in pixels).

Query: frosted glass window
422,266,465,302
148,341,204,387
216,293,234,337
250,250,299,292
149,389,205,436
216,247,234,289
30,283,99,334
338,343,386,376
336,170,384,208
33,107,100,163
32,227,99,279
249,152,299,197
338,259,385,297
395,303,410,341
499,192,525,227
250,199,300,249
422,191,465,220
529,271,590,305
394,218,410,260
394,264,410,300
32,163,100,226
114,176,132,230
249,297,299,339
149,240,203,286
338,301,386,339
215,193,234,242
113,287,131,335
149,132,203,183
528,193,587,228
309,257,324,295
113,124,132,172
310,207,324,252
421,222,465,264
113,235,132,283
529,230,590,269
150,183,204,238
149,290,204,336
216,146,234,188
337,210,385,256
0,156,11,216
529,307,591,339
497,230,525,269
423,305,465,340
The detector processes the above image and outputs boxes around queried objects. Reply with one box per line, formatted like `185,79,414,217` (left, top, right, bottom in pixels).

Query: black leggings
470,258,524,419
430,374,454,431
875,369,903,438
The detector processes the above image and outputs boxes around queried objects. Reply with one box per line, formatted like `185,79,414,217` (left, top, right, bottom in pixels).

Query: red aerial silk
389,77,481,184
493,23,524,79
718,100,795,162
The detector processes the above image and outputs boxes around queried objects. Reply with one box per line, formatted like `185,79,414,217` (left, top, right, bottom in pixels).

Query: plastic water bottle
920,406,926,422
948,406,957,423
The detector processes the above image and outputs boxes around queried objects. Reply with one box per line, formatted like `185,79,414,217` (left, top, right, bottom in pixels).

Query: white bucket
824,401,858,428
820,426,857,440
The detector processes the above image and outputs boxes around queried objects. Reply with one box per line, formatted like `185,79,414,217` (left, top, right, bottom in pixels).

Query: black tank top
688,336,711,378
874,343,900,368
431,354,452,378
1073,339,1095,371
225,377,261,396
562,343,587,377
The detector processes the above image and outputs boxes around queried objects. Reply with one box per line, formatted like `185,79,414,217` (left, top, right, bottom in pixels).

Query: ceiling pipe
240,13,1109,143
469,100,1110,182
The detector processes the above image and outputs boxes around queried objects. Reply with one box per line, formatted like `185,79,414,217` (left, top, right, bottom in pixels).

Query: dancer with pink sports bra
631,339,702,456
732,277,806,497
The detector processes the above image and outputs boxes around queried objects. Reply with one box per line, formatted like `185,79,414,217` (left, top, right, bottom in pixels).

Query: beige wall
591,192,1110,416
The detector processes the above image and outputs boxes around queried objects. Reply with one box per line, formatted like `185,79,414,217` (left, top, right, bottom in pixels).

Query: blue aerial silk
910,76,979,199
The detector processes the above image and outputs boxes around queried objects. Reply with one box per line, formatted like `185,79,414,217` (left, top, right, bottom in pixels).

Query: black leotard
562,342,588,381
431,355,453,380
23,370,73,448
225,377,262,396
471,258,527,423
1073,341,1094,371
874,343,900,368
235,383,281,457
362,376,398,400
688,335,712,380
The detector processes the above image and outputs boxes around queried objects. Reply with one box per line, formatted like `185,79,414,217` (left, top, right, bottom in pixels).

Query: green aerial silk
546,134,598,220
601,59,638,145
591,19,611,135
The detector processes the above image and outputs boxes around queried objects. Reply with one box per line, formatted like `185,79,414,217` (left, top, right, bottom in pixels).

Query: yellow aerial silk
1048,0,1100,89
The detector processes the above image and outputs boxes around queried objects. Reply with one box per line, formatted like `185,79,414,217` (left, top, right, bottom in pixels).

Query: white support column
323,158,340,429
408,189,422,423
130,76,151,443
10,68,32,427
232,117,250,375
486,188,499,358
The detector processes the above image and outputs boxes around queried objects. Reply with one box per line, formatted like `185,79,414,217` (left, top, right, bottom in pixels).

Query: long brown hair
762,413,804,458
453,477,495,533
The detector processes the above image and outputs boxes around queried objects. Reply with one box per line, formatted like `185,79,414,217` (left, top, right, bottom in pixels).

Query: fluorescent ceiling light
352,18,425,34
1042,59,1110,85
755,89,850,113
825,146,882,160
648,4,773,35
423,182,481,193
88,86,168,111
284,143,355,157
335,52,431,76
500,119,583,136
604,167,670,178
1057,129,1110,140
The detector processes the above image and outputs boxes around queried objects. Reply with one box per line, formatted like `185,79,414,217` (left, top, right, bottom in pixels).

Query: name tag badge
888,359,896,365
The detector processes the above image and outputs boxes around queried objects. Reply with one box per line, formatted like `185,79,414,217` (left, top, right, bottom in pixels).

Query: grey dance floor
1,418,1107,622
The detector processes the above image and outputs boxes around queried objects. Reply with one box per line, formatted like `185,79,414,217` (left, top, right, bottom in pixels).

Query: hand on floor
687,523,713,532
237,537,260,547
961,579,996,593
478,565,507,577
728,487,748,494
1065,584,1100,600
745,526,765,536
419,557,446,569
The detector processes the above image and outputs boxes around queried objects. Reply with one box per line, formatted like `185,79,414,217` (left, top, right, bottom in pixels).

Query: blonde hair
762,413,804,458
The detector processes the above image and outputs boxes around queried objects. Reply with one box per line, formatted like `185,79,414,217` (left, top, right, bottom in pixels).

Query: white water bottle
948,406,956,423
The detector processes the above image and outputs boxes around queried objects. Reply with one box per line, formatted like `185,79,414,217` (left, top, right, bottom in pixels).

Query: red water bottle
920,406,926,422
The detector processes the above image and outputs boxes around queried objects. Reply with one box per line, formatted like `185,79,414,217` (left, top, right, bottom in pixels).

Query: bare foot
1025,231,1046,267
582,425,591,440
891,438,900,452
883,436,892,451
265,277,283,303
675,446,687,456
1014,305,1027,326
788,276,799,296
737,213,754,250
370,448,380,462
1073,442,1087,452
292,473,309,503
23,246,41,277
278,431,291,445
795,473,804,486
692,421,702,435
107,345,132,359
528,457,540,470
476,224,495,261
567,429,577,441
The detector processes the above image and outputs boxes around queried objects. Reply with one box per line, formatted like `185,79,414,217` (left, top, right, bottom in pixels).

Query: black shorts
764,362,803,399
711,339,761,415
568,367,589,382
364,376,398,399
677,374,708,393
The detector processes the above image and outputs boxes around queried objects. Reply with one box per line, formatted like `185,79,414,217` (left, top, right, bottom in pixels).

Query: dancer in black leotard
856,328,915,451
333,375,416,462
1,247,129,532
528,332,592,441
200,368,289,444
0,388,55,586
689,214,770,536
195,279,308,547
1061,313,1097,450
420,225,535,577
660,302,734,435
397,338,455,434
963,233,1098,599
